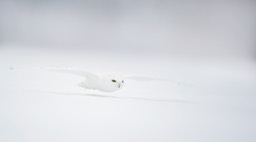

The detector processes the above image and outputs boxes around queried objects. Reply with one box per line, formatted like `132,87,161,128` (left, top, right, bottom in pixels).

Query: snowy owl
48,68,189,92
78,73,125,92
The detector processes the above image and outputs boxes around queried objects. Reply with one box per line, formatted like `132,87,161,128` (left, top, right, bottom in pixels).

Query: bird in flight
48,67,191,92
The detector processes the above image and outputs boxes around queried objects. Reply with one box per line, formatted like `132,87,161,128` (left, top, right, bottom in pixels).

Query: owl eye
112,79,116,83
122,80,124,83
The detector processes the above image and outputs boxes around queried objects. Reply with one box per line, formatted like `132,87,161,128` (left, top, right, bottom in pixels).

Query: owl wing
47,67,99,80
125,76,168,81
125,76,192,87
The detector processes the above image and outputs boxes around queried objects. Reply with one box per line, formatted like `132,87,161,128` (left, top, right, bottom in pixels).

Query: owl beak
118,83,121,88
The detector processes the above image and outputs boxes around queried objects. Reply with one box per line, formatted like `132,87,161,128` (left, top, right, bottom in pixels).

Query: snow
1,0,256,141
1,46,256,142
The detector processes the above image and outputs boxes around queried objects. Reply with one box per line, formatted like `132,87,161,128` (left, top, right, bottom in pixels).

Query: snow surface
1,46,256,142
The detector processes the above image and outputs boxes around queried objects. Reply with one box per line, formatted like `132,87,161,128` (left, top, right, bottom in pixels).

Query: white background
1,0,256,142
